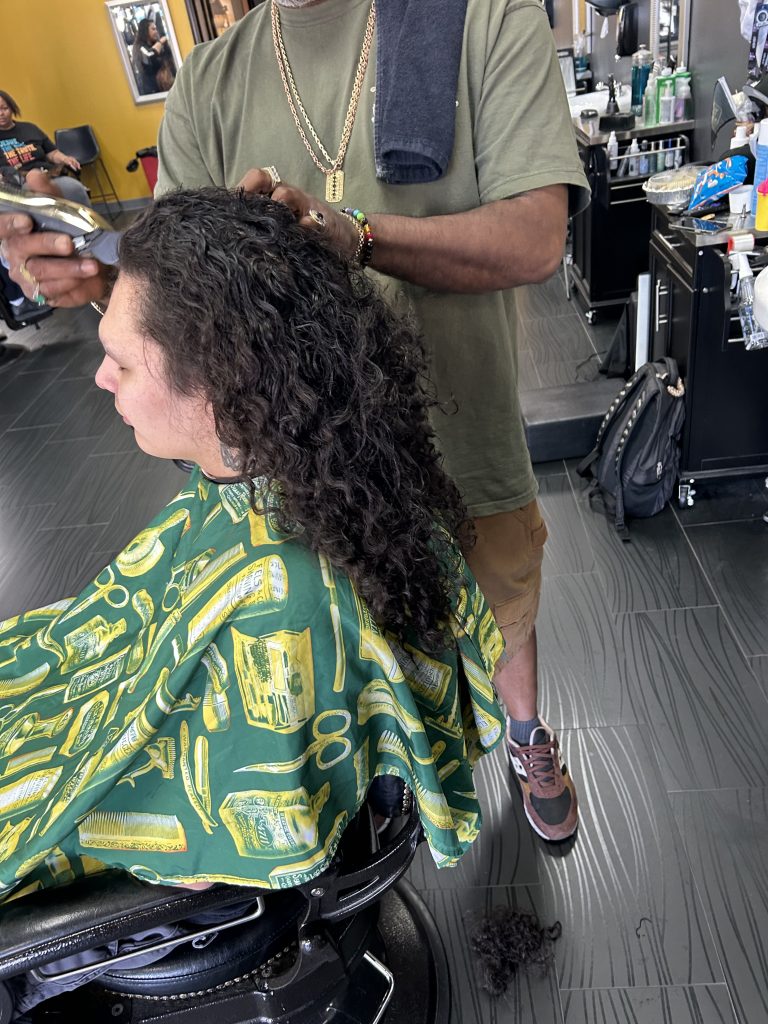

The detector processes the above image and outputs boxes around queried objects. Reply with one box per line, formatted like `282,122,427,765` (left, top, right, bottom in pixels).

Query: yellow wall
0,0,196,201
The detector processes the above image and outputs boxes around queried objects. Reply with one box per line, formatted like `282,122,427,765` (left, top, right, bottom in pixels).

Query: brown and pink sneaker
506,718,578,841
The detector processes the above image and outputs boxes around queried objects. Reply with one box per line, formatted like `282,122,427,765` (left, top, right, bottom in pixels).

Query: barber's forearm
367,185,568,294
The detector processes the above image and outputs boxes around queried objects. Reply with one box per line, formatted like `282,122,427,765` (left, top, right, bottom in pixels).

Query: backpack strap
612,445,631,541
576,447,600,479
575,370,642,480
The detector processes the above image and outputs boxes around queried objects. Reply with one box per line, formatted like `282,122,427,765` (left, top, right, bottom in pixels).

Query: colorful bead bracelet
342,207,374,268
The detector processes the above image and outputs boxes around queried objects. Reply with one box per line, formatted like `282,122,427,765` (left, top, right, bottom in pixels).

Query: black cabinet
649,209,768,506
570,123,693,320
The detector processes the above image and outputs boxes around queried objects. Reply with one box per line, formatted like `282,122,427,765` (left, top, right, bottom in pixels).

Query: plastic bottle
731,124,750,150
756,178,768,231
607,130,619,172
665,138,675,169
630,45,653,115
656,140,667,172
752,119,768,215
643,75,657,127
674,66,692,107
659,80,675,124
731,253,768,351
628,138,640,176
655,68,674,121
674,81,692,122
638,139,650,176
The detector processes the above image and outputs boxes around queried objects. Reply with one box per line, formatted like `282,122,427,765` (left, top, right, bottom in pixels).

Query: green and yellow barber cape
0,469,504,899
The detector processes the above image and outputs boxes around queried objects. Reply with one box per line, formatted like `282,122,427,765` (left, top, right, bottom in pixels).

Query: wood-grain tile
621,607,768,791
562,986,737,1024
537,574,636,730
0,428,80,508
100,458,190,549
566,462,717,615
686,521,768,658
56,339,103,380
518,347,542,390
0,524,108,619
408,743,539,890
534,460,567,480
516,273,572,322
0,369,61,419
540,726,722,990
537,474,594,578
11,375,94,429
672,788,768,1024
46,450,179,530
421,886,564,1024
750,655,768,699
16,339,85,374
0,411,17,437
55,386,120,442
91,414,141,455
518,317,596,365
534,355,603,389
0,504,55,575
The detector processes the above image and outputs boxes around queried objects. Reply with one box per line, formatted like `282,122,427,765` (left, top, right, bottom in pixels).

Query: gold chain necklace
271,0,376,203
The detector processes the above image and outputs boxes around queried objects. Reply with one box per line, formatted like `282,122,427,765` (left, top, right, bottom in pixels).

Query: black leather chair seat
0,785,436,1024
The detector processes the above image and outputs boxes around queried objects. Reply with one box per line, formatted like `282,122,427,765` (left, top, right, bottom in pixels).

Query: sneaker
507,718,578,841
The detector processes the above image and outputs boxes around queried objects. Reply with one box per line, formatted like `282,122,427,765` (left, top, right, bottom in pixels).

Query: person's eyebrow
97,332,123,363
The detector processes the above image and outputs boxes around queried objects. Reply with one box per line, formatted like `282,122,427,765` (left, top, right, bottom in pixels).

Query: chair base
25,880,449,1024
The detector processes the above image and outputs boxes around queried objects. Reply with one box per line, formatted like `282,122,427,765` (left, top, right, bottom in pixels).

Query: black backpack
577,357,686,540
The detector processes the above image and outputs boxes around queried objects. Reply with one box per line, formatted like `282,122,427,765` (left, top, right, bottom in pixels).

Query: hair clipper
0,184,121,266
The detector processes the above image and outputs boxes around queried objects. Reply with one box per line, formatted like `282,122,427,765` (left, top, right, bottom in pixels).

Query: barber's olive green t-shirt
157,0,589,517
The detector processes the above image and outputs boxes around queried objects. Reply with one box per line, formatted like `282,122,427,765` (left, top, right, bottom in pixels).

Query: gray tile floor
0,273,766,1023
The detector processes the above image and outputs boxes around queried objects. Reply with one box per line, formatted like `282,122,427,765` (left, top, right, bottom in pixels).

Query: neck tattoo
220,445,242,471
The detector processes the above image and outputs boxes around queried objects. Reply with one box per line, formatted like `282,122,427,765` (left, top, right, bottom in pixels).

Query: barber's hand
0,214,110,307
237,169,360,261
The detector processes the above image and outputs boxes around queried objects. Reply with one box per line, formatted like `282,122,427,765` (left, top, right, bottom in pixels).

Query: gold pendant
326,169,344,204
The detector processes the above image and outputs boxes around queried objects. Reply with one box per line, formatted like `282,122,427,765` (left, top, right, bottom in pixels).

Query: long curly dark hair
118,188,471,652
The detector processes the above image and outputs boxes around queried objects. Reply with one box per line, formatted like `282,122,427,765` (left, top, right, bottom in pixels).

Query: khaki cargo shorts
464,500,548,659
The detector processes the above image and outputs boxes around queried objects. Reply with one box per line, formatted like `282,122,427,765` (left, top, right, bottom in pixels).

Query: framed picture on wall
105,0,183,104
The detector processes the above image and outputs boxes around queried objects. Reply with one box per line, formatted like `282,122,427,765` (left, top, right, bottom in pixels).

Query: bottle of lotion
607,130,619,172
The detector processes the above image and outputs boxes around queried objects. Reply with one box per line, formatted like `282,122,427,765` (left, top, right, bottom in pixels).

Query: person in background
0,91,85,203
0,0,590,844
0,90,89,322
132,18,172,95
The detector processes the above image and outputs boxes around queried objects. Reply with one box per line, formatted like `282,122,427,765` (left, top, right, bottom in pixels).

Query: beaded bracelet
341,207,374,268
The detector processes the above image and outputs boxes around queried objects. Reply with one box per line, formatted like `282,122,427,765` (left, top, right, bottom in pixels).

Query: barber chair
0,782,450,1023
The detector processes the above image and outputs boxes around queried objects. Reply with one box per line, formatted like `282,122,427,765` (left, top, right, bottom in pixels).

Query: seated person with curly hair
0,188,504,909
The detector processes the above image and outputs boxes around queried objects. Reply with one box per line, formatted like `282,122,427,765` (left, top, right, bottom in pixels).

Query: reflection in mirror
105,1,184,105
650,0,688,67
659,0,678,43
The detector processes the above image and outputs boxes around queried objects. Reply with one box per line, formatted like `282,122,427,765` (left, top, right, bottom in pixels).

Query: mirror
105,1,183,104
650,0,689,67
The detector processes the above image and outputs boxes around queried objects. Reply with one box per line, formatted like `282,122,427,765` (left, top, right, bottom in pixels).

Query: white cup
729,185,752,215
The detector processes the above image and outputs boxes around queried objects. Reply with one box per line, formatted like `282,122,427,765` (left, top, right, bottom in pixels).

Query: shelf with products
607,134,690,183
573,119,694,147
569,122,696,317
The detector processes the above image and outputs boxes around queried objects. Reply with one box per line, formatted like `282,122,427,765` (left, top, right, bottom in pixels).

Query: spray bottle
606,130,619,172
753,118,768,215
730,253,768,351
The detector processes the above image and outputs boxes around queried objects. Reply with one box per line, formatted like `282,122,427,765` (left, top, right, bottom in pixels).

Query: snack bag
687,157,748,213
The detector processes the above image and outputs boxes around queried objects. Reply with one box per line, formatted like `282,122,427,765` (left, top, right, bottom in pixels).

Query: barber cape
0,469,504,898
